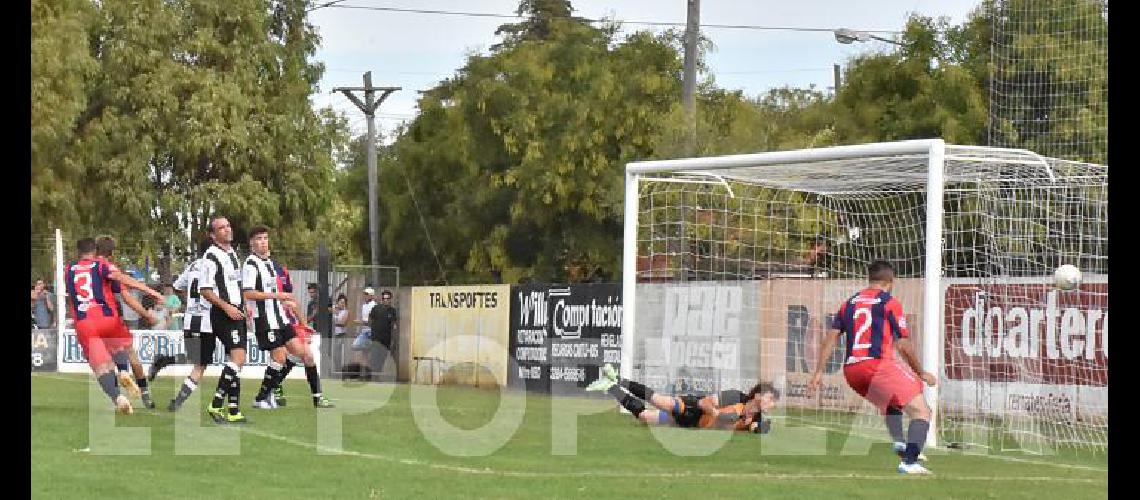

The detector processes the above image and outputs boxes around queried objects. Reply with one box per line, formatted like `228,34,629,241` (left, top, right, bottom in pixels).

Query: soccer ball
1054,264,1082,291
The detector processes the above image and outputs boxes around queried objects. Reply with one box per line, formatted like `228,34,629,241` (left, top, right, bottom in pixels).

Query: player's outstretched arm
108,270,164,301
119,292,157,327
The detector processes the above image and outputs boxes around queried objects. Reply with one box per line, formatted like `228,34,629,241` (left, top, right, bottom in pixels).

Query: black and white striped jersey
200,244,244,310
242,253,290,332
173,258,216,333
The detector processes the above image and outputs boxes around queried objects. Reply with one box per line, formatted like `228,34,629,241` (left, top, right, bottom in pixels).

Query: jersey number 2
852,308,872,350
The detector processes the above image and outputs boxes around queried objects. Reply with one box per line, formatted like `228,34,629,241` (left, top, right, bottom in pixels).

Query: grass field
31,372,1107,499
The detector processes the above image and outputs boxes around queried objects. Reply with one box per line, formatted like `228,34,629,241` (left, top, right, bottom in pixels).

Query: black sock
256,361,282,401
97,372,120,402
607,385,645,417
228,374,241,415
619,379,654,401
280,358,297,379
173,376,198,404
905,419,930,464
885,406,905,444
136,377,150,396
305,365,322,400
212,363,238,409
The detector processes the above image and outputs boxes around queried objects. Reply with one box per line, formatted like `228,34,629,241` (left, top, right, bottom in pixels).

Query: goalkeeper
587,364,779,432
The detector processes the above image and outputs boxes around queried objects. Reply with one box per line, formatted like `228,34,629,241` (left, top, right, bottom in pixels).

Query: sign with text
410,285,511,387
31,329,58,372
508,283,622,395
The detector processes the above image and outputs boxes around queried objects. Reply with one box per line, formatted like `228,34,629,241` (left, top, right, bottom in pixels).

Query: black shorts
671,395,705,428
183,330,218,366
211,311,248,352
255,327,295,351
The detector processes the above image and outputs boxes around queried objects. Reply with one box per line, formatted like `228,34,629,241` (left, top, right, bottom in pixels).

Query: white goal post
621,139,1108,452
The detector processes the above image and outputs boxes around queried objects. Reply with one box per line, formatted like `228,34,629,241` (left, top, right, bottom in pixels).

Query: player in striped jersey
587,364,779,432
243,226,334,409
808,260,936,475
156,238,225,412
199,216,250,424
262,257,312,406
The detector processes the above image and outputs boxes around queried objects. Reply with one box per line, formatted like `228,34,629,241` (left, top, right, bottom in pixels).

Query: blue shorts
351,332,372,351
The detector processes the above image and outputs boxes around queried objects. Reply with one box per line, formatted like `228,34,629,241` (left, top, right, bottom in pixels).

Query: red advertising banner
943,282,1108,386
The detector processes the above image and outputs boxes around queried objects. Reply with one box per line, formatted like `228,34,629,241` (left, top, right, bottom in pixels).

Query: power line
324,4,903,35
308,0,350,13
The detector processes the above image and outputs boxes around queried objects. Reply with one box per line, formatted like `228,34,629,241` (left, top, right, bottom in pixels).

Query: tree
386,6,682,283
31,0,349,280
31,0,101,279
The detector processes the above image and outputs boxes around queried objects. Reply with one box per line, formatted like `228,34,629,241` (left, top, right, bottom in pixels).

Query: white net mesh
988,0,1108,164
627,143,1107,453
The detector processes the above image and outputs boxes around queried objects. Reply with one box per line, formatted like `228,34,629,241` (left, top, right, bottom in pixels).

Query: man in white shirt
353,287,376,347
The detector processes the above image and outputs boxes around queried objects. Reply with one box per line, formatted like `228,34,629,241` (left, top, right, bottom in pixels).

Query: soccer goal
620,139,1107,453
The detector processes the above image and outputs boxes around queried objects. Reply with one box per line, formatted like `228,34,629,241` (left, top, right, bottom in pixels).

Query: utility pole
833,63,842,94
682,0,700,157
679,0,700,282
333,72,400,288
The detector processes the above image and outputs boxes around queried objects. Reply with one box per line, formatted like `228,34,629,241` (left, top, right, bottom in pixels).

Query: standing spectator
354,289,398,379
121,287,141,329
306,283,318,327
333,294,349,337
357,287,377,338
31,279,54,329
163,283,183,331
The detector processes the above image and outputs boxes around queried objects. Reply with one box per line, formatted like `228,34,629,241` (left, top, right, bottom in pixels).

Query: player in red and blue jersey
808,260,937,475
95,236,164,409
66,238,140,414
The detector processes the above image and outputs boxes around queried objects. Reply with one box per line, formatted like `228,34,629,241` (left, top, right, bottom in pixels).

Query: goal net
621,140,1107,454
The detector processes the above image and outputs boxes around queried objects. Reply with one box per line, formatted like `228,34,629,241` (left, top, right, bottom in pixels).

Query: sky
307,0,983,139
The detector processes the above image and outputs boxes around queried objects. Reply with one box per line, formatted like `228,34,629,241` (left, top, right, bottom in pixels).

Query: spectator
121,287,142,329
31,279,54,329
163,283,183,331
306,283,319,326
352,289,398,379
357,287,377,338
333,294,349,337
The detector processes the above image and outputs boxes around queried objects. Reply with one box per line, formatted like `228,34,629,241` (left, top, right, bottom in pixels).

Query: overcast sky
308,0,982,138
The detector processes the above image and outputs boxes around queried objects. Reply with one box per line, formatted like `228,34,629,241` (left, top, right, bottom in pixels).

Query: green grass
32,373,1107,499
